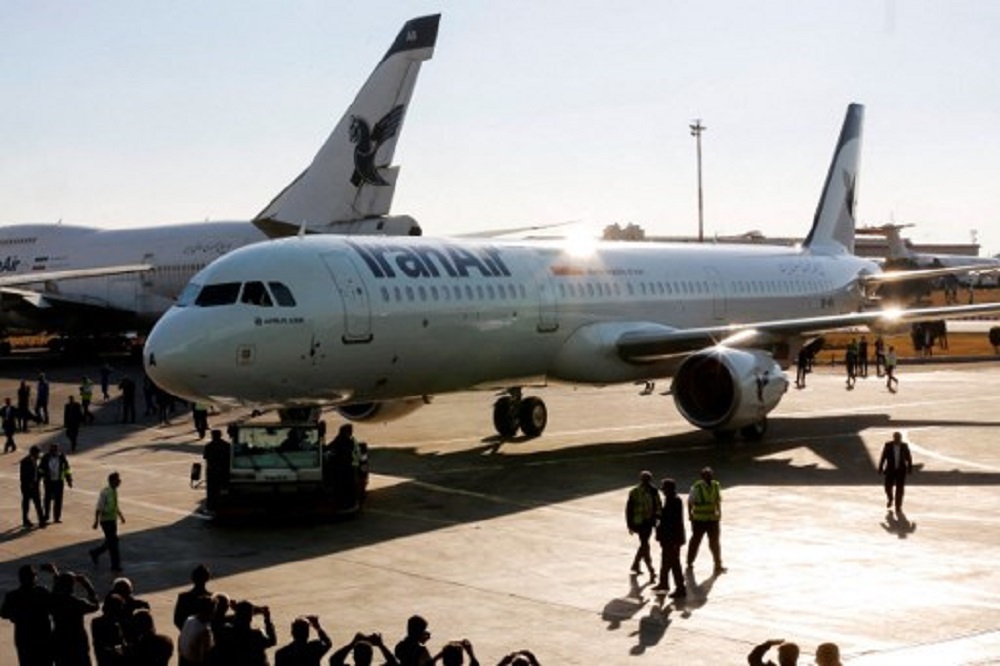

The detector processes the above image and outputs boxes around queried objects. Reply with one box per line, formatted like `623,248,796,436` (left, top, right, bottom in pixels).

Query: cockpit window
195,282,241,307
268,282,296,307
176,281,202,307
240,281,273,307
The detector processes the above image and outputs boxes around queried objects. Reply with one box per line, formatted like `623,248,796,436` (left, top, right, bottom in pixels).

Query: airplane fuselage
0,222,266,334
145,235,879,407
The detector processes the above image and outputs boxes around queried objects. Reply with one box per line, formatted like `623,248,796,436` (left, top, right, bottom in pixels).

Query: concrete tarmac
1,359,999,664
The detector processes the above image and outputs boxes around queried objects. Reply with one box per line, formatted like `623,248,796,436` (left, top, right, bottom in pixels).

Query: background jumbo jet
862,223,1000,281
0,14,439,349
144,103,1000,441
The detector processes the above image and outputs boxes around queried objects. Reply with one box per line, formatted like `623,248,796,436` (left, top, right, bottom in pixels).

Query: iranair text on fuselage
348,240,512,279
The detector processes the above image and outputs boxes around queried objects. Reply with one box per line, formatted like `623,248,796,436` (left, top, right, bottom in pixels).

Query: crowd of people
2,562,541,666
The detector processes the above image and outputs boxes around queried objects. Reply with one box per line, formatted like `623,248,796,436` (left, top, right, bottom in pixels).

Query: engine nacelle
671,348,788,433
337,396,428,423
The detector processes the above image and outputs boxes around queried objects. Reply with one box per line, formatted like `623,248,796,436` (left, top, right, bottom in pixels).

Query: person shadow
629,602,673,654
602,573,650,630
675,566,722,618
881,509,917,538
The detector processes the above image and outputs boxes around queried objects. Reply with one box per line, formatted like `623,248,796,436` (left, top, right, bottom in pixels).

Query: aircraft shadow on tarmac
2,410,998,602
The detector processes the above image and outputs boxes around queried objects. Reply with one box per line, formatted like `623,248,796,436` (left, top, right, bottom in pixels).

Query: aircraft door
704,267,726,321
537,277,559,333
321,252,373,344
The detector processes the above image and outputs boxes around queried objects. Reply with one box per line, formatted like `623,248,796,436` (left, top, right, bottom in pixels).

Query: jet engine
337,396,429,423
671,347,788,439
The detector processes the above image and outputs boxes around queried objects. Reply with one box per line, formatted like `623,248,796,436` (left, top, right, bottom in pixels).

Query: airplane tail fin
882,224,914,261
802,103,864,255
253,14,440,238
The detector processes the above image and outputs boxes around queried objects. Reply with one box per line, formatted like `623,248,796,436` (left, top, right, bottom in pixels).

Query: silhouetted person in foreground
747,638,799,666
273,614,332,665
50,569,100,666
330,632,399,665
127,609,174,665
394,614,432,666
814,642,842,666
1,564,54,666
174,563,213,632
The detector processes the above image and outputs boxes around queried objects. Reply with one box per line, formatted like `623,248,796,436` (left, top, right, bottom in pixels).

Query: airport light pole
690,119,706,243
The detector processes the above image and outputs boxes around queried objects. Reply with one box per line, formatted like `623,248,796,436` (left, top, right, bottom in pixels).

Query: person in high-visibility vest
686,466,726,575
625,470,661,580
89,472,125,572
78,377,95,425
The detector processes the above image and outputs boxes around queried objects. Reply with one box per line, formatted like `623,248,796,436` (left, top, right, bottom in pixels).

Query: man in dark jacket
654,478,687,598
878,431,914,511
40,443,73,523
19,446,46,528
64,395,84,453
1,564,54,666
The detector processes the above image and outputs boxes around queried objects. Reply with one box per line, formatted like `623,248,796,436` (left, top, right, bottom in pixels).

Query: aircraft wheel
739,419,767,440
518,397,548,438
492,397,520,438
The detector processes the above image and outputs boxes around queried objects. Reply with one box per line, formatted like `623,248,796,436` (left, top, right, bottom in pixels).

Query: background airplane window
195,282,240,307
418,285,427,301
240,281,273,307
381,287,390,302
268,282,297,306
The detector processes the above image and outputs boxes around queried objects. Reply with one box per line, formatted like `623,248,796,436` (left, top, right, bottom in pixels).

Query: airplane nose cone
143,310,208,402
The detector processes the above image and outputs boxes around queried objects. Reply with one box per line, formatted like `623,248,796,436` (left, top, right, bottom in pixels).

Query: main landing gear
712,417,768,442
492,388,548,439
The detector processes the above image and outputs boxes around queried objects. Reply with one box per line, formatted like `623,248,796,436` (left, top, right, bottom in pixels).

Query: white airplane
143,103,1000,440
859,223,1000,284
0,14,439,344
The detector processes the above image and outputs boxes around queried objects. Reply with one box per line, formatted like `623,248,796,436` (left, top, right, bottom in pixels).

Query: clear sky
3,2,999,253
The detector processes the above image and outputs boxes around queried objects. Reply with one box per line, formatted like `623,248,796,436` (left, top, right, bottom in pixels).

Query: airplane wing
617,302,1000,362
0,264,152,288
861,265,999,285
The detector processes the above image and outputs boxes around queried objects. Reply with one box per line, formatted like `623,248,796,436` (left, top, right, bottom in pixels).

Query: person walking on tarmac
878,431,914,512
40,443,72,523
64,395,84,453
625,470,661,580
687,466,726,575
1,397,17,453
89,472,126,572
79,377,95,425
653,478,687,599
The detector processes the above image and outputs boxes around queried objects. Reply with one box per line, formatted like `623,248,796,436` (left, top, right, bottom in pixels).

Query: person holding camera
274,614,332,666
227,600,277,665
329,631,399,666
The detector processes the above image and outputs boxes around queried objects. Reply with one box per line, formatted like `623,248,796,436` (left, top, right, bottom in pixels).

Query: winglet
802,103,865,255
253,14,440,238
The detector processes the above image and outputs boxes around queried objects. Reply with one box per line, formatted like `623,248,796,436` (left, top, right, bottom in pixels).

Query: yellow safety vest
690,480,721,522
97,487,118,521
629,484,661,526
